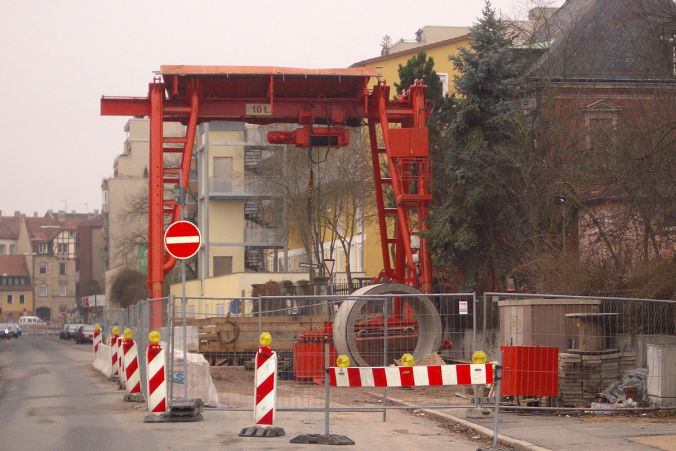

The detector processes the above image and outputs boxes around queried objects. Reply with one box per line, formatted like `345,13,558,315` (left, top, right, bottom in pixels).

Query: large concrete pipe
332,283,442,367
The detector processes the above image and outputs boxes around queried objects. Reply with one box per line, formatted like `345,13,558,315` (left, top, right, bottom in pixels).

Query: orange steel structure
101,66,433,328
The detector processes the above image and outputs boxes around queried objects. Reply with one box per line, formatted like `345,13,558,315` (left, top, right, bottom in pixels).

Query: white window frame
39,284,47,297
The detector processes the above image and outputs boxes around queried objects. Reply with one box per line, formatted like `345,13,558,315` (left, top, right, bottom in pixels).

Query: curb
383,395,551,451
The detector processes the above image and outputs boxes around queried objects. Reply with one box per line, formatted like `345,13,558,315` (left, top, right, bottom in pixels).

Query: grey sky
0,0,562,216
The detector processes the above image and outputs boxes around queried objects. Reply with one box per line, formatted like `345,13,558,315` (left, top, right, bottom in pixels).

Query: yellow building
0,256,34,322
351,26,471,98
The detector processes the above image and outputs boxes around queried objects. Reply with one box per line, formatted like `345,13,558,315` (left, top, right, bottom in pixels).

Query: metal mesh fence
110,291,675,415
482,293,676,410
174,292,478,411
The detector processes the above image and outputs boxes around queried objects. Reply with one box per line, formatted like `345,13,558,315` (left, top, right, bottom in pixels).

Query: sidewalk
398,396,676,451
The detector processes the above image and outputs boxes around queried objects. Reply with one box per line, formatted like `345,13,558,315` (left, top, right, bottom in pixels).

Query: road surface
0,335,485,450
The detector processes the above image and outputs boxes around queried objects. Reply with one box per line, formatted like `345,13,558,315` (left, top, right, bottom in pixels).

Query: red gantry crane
101,66,434,331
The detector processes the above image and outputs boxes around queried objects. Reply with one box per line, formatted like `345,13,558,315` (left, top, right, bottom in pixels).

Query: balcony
208,175,281,199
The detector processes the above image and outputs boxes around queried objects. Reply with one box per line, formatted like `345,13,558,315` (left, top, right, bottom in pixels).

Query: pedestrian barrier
254,332,277,426
146,330,167,414
110,327,120,379
93,324,102,354
122,328,144,402
117,336,126,389
329,362,493,387
239,332,285,438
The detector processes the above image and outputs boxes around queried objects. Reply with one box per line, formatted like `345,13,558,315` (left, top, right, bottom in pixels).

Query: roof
0,216,20,240
351,34,471,67
528,0,676,80
0,255,32,290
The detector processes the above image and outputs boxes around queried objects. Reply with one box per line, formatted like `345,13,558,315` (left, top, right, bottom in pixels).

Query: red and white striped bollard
110,327,120,379
146,330,167,414
254,332,277,426
93,324,102,355
122,328,143,401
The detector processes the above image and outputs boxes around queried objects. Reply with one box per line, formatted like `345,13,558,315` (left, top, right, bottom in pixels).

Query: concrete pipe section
332,283,442,367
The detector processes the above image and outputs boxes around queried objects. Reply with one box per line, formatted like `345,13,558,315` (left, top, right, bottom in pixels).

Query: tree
425,0,534,291
263,127,375,285
394,51,443,102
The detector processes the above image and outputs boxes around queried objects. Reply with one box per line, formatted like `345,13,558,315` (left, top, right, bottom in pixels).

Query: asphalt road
0,335,485,451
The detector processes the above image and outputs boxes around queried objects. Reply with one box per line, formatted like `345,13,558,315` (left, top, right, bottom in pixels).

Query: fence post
491,353,503,450
382,295,389,422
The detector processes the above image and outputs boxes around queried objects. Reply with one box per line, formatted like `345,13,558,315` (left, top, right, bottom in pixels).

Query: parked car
0,323,19,339
10,323,21,336
18,316,44,328
74,325,96,344
60,323,82,340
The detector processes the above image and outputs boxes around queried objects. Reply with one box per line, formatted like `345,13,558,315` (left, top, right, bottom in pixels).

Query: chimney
58,210,66,222
33,212,38,217
14,211,20,217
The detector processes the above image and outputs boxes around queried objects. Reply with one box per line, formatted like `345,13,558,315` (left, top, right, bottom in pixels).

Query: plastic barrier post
123,338,144,402
110,333,120,379
146,342,167,414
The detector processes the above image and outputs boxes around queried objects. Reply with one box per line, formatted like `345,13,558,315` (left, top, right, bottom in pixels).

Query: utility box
499,298,600,352
647,344,676,407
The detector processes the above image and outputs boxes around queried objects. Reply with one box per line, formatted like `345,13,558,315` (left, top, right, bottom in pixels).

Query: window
213,157,233,192
40,263,47,274
216,304,225,316
0,244,5,255
7,295,12,305
59,262,66,275
102,190,109,212
57,243,68,254
39,242,50,254
59,282,67,297
19,294,25,304
213,256,233,276
39,284,47,297
438,73,449,97
9,244,15,255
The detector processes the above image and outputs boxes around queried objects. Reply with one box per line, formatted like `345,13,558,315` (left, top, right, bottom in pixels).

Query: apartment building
101,118,184,302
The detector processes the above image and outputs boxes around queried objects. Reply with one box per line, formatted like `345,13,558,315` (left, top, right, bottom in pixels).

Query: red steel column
148,81,165,328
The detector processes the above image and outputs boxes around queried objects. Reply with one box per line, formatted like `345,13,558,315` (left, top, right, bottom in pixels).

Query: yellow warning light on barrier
94,324,101,331
336,355,351,368
123,328,133,339
401,353,415,367
472,350,487,364
149,330,161,344
112,326,120,335
259,332,272,347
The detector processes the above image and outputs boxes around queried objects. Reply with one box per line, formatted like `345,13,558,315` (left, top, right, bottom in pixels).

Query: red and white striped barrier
123,337,142,396
329,364,493,387
110,333,120,378
146,334,167,414
254,345,277,425
93,326,102,355
117,336,126,388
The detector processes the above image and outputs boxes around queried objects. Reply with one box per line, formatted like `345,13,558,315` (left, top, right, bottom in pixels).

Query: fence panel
482,292,676,410
175,292,479,411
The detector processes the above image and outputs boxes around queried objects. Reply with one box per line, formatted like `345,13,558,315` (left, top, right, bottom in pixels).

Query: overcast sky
0,0,563,216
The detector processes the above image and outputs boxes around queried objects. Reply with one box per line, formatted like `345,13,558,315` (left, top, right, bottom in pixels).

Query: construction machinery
101,66,442,367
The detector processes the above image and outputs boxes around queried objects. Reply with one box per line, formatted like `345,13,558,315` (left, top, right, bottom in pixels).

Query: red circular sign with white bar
164,221,201,259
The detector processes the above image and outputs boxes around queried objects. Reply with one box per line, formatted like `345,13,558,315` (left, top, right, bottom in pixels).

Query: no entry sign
164,221,201,259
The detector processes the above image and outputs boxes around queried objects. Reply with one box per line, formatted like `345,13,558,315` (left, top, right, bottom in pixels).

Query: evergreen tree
394,51,443,102
425,0,524,291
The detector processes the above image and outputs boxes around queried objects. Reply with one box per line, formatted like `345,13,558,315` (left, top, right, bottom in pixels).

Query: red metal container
500,345,559,397
293,324,337,383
